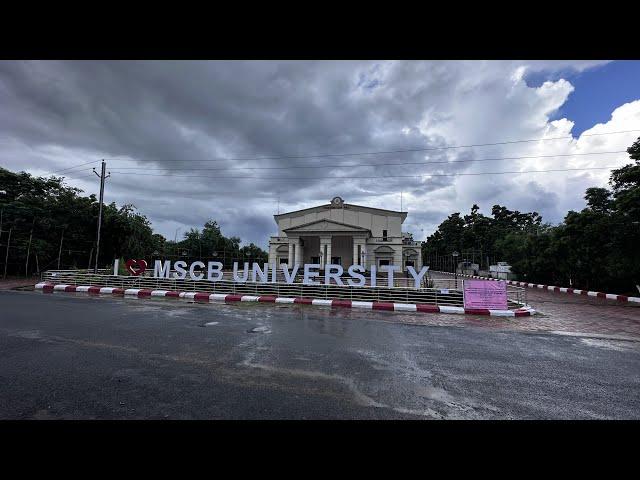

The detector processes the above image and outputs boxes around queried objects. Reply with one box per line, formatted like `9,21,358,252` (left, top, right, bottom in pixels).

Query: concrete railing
40,271,526,308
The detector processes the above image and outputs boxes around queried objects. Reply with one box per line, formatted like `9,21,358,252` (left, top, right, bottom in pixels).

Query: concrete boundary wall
40,270,527,307
35,282,536,317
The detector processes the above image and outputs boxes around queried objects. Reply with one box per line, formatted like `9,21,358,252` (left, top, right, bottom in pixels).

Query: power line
106,150,627,172
63,172,101,180
43,160,101,176
40,169,99,180
104,129,640,164
108,166,618,180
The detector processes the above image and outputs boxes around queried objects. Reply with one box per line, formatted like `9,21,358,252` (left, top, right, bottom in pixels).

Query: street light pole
452,251,459,288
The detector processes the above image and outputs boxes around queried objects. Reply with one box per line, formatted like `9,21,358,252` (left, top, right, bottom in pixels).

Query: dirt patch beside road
0,277,39,290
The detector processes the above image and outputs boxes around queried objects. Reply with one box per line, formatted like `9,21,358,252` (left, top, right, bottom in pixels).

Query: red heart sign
125,259,147,276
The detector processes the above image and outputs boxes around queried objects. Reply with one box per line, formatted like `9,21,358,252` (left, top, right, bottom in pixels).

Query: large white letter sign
325,264,344,286
407,266,429,289
251,263,269,283
281,264,299,284
189,261,205,281
147,259,428,289
173,260,187,279
303,264,321,285
154,260,171,278
347,264,366,287
207,261,223,281
233,262,249,283
380,265,401,287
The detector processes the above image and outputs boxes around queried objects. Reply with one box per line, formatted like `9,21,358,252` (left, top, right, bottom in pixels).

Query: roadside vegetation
422,137,640,295
0,169,267,276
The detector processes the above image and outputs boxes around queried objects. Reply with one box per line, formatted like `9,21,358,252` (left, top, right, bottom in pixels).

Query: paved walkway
13,272,640,339
427,272,640,338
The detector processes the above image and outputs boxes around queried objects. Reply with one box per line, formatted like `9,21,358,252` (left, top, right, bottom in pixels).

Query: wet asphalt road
1,290,639,419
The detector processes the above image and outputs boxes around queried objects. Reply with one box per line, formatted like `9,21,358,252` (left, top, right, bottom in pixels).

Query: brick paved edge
34,283,536,317
431,270,640,303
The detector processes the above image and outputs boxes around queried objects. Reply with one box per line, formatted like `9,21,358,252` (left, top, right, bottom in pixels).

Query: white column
353,239,365,269
319,236,331,268
353,242,359,268
356,237,367,267
288,240,294,267
394,247,403,268
295,238,303,265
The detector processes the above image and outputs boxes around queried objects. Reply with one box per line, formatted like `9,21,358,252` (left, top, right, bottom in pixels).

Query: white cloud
0,60,636,246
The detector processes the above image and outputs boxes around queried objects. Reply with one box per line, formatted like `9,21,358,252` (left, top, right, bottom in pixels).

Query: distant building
458,261,480,276
489,262,512,280
268,196,422,272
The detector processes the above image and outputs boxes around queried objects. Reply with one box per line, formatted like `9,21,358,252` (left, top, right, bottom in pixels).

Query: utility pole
57,227,65,270
3,228,11,280
25,218,35,278
173,227,180,258
93,160,110,274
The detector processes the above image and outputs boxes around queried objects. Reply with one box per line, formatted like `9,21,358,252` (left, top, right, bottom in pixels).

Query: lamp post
452,251,459,288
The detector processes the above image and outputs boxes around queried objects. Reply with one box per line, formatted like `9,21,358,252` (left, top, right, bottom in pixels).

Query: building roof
283,219,371,234
274,199,408,222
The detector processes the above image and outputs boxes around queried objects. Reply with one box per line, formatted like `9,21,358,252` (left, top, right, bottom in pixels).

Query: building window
405,260,415,268
331,256,342,266
382,230,388,241
378,259,390,267
311,256,320,264
279,258,288,264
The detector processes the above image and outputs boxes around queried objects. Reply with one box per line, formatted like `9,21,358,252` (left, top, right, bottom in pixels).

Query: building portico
268,197,422,272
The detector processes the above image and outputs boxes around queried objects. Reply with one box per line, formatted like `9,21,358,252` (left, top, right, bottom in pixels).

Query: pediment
373,245,396,254
283,219,370,234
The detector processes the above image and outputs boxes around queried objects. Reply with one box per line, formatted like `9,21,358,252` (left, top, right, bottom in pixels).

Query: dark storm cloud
0,60,618,246
0,60,464,245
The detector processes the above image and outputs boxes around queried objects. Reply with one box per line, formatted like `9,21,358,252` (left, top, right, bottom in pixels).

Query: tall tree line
422,137,640,295
161,220,268,269
0,167,267,277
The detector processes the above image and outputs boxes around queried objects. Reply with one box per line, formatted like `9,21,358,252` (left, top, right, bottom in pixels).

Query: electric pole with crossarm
93,160,110,274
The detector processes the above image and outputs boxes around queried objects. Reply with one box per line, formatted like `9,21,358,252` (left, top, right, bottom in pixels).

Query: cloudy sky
1,60,639,248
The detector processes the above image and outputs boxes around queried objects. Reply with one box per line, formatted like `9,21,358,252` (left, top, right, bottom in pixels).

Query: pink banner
463,279,508,310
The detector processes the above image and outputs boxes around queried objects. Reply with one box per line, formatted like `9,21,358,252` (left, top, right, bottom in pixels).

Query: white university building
268,196,422,272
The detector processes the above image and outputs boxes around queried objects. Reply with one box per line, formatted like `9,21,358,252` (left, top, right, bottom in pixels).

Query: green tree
421,136,640,294
0,167,163,274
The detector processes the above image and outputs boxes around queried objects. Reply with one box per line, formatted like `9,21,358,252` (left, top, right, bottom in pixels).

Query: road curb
431,271,640,304
34,283,536,317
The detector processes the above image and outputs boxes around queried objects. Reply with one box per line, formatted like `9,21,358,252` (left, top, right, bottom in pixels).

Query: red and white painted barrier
431,271,640,303
34,282,536,317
